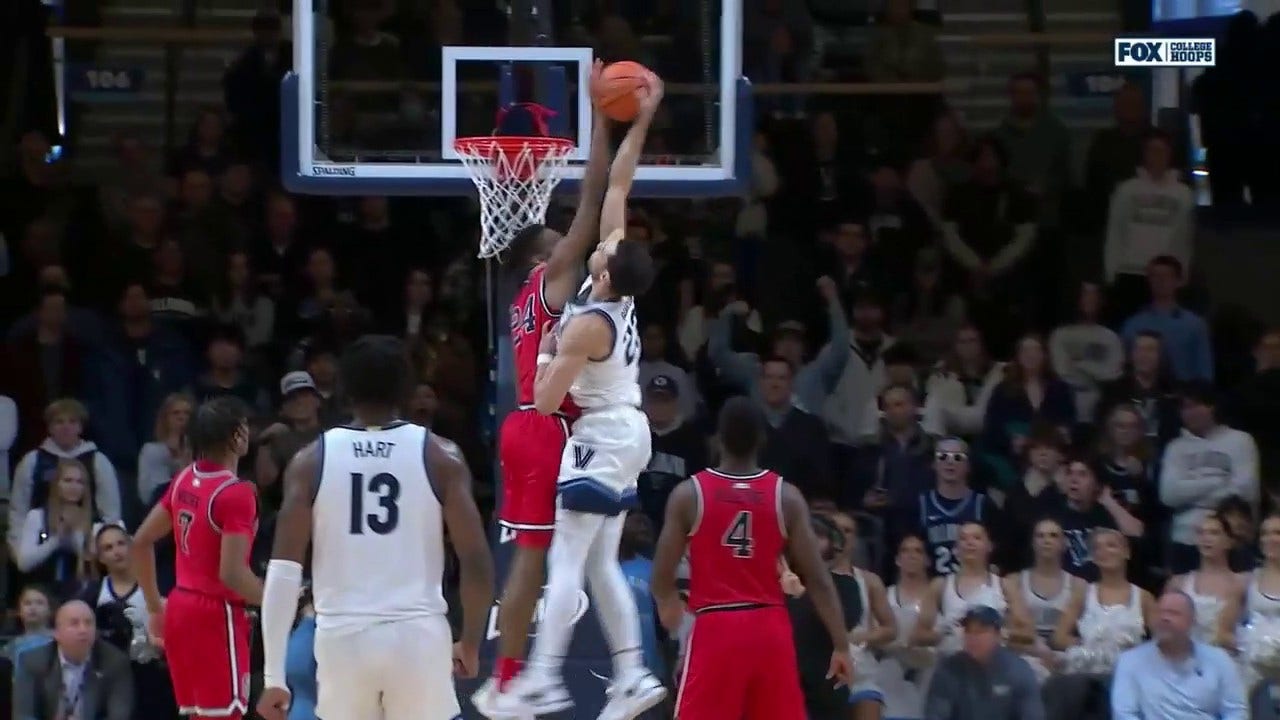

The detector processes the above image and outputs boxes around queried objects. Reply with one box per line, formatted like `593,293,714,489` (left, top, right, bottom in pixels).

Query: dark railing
43,25,1117,155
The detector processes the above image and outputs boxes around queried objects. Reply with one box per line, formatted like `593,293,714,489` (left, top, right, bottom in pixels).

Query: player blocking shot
257,335,495,720
474,60,615,714
130,396,262,720
651,397,855,720
488,70,667,720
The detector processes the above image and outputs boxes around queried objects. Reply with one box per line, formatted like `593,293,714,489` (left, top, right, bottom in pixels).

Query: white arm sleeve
261,559,304,691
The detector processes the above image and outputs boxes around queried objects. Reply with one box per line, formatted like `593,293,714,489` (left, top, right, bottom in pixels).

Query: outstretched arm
652,479,697,631
543,61,612,308
599,72,665,245
533,313,610,414
261,442,318,696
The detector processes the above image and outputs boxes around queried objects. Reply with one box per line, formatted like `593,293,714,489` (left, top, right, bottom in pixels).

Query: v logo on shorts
572,444,596,470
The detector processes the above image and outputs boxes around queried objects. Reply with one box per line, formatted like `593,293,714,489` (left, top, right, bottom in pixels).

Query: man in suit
14,599,133,720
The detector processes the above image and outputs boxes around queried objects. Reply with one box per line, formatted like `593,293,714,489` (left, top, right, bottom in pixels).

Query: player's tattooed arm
652,479,697,631
599,72,665,245
543,60,612,308
426,433,493,676
533,313,608,415
261,442,319,695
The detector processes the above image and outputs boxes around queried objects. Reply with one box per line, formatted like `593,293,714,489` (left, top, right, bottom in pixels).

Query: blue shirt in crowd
1111,639,1247,720
286,615,318,720
619,556,664,679
1121,305,1214,381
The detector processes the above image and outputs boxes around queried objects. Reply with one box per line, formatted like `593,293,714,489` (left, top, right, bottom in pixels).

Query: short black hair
1179,379,1218,408
207,323,246,350
37,285,67,306
505,224,546,271
340,334,410,408
717,396,765,459
1148,254,1184,277
882,343,919,368
189,396,250,459
606,239,656,297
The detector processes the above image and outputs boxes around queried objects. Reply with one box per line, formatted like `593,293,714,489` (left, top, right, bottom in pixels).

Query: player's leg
494,508,604,715
745,607,807,720
589,511,667,720
164,592,252,720
381,616,463,720
482,412,566,706
314,626,383,720
673,613,748,720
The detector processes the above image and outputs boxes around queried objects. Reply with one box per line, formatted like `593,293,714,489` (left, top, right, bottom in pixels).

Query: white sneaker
597,671,667,720
488,672,574,718
471,678,500,718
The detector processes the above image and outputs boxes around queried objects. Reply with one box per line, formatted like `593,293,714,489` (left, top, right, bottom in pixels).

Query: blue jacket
980,379,1076,488
83,324,196,470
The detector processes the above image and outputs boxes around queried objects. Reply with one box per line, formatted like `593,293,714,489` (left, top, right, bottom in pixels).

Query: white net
455,136,575,259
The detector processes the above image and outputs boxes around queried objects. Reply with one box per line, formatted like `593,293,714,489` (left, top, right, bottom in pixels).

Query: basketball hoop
455,135,576,259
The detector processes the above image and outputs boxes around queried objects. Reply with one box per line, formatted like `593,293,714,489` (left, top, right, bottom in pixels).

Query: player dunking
130,396,261,720
651,397,854,720
257,335,494,720
489,71,666,720
474,60,614,714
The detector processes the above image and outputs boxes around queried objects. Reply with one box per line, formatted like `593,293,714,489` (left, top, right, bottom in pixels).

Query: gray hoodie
9,439,122,551
1159,425,1260,545
1104,167,1195,281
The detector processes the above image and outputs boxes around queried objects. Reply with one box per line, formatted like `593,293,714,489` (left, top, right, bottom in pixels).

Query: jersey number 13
350,472,401,535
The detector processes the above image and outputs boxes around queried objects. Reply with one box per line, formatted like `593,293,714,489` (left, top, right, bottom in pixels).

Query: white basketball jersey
561,297,642,409
311,421,448,634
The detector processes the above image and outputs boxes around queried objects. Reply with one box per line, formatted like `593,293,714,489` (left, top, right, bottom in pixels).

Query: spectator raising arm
707,277,848,411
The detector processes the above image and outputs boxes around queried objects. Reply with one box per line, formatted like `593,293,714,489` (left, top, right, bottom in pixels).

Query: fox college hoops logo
485,587,591,640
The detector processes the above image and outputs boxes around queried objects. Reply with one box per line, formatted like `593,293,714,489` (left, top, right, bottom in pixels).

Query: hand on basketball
587,59,607,107
453,641,480,678
638,71,664,117
257,686,291,720
827,647,854,689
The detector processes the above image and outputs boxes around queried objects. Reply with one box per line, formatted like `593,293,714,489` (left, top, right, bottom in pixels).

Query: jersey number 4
722,510,754,558
349,472,401,535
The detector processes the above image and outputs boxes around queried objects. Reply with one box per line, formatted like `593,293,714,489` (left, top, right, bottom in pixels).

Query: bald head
54,600,95,662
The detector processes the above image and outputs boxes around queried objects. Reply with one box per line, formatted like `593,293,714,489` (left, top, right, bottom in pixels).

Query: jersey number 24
350,472,401,535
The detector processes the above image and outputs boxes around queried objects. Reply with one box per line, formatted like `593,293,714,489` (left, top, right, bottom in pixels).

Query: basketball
593,61,652,123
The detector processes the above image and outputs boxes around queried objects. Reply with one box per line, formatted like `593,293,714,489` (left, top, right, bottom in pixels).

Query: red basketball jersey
161,460,258,603
686,468,788,612
509,263,578,414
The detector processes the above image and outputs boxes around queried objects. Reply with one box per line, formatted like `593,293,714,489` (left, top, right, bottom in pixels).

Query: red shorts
676,606,804,720
165,588,251,718
497,408,570,549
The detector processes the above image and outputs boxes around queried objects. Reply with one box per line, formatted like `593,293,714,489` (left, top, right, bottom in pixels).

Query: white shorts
314,615,460,720
558,406,651,514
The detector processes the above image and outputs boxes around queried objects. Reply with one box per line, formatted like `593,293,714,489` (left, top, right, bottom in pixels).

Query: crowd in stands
1,0,1279,718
